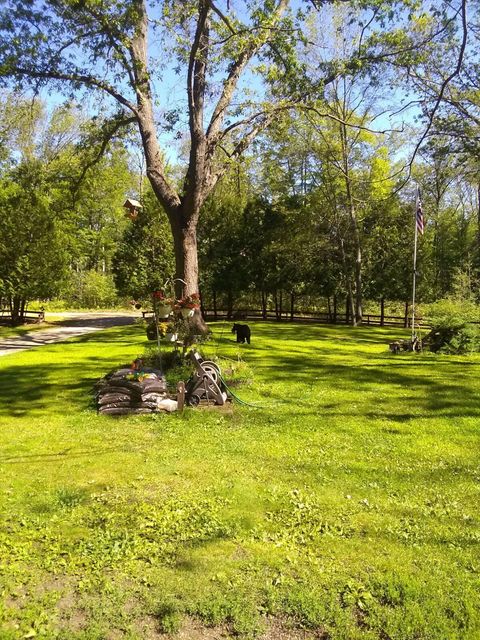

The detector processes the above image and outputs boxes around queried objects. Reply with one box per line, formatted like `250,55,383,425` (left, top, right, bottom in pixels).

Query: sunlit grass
0,322,479,639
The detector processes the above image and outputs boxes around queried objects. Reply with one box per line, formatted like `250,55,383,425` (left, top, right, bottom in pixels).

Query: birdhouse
123,198,143,220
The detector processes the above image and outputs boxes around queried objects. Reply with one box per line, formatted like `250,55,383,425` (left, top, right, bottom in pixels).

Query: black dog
232,323,251,344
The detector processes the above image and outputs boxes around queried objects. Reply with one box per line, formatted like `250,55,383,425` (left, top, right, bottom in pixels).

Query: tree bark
339,116,363,326
9,296,22,326
261,290,267,319
212,289,217,321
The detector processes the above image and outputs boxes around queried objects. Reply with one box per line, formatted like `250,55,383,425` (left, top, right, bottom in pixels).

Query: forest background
0,0,478,325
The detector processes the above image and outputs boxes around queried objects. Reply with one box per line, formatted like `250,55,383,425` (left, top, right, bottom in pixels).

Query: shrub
423,299,480,354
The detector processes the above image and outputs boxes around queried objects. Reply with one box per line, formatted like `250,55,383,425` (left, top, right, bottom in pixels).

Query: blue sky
32,0,424,171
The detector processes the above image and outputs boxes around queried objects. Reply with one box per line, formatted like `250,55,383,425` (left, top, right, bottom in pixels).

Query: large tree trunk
128,1,289,337
9,295,22,326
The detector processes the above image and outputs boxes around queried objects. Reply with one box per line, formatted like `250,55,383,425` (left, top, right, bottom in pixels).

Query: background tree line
1,86,479,323
0,0,478,322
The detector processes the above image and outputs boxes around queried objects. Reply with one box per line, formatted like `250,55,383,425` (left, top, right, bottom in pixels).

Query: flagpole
411,187,419,341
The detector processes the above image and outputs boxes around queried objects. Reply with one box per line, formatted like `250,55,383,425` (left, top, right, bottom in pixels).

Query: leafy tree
113,190,175,301
70,147,132,274
0,160,70,322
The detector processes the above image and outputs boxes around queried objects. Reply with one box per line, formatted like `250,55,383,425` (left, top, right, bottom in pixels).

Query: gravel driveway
0,312,138,357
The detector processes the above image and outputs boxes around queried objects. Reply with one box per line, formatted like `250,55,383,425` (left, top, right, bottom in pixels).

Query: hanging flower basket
180,307,195,319
157,304,173,318
175,293,201,318
152,290,174,318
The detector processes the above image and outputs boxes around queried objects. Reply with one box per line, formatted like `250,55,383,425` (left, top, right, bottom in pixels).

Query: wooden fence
0,309,45,325
203,309,426,327
141,308,426,328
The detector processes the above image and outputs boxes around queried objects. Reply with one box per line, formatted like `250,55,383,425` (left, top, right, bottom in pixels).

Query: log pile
96,368,177,415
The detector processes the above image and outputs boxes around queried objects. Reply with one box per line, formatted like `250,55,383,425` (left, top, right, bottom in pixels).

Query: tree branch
11,67,138,114
208,0,236,35
72,114,137,192
206,0,289,146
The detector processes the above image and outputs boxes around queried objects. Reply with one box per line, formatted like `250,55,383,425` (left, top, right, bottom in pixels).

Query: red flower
176,293,201,309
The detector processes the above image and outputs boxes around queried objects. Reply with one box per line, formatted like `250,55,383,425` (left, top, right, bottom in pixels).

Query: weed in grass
155,599,183,634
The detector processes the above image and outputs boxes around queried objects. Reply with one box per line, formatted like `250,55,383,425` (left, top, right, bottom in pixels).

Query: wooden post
290,292,294,321
176,381,185,413
345,295,350,324
380,297,385,327
404,301,409,328
333,294,337,324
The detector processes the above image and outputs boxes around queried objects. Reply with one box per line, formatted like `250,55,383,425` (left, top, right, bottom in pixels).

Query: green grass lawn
0,322,479,639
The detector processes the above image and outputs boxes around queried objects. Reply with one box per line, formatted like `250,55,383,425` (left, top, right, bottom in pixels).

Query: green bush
424,298,480,328
439,324,480,354
423,299,480,354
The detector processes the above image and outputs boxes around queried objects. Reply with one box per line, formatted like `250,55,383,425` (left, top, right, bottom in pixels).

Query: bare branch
187,1,210,139
301,104,405,135
406,0,468,175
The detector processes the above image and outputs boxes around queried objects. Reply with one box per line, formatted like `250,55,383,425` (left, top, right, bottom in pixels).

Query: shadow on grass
0,325,146,417
0,360,102,417
213,322,480,419
1,320,479,421
0,445,137,465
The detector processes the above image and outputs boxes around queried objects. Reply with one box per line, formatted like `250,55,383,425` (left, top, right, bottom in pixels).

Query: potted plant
176,293,201,319
158,321,178,342
146,321,158,341
147,320,178,342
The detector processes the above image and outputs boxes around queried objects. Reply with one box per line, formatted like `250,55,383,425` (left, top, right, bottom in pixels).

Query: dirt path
0,312,138,357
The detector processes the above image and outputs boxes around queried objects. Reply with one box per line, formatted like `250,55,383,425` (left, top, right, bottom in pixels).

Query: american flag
416,199,424,235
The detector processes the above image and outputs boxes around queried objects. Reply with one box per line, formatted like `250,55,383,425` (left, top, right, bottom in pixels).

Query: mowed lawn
0,322,479,640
